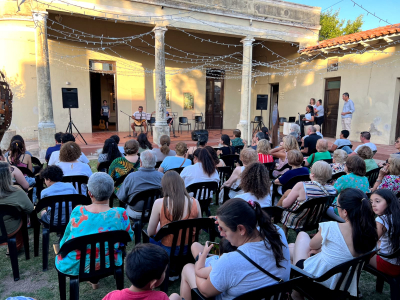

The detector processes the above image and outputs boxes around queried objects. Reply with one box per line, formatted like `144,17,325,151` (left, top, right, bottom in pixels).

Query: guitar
99,119,106,130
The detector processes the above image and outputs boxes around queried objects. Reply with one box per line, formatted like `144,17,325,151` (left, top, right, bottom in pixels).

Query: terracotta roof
301,23,400,53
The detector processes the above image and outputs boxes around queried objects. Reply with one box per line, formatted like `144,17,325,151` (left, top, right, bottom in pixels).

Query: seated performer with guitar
131,106,148,135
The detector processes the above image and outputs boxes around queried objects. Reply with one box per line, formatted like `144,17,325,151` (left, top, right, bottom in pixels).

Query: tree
319,9,364,41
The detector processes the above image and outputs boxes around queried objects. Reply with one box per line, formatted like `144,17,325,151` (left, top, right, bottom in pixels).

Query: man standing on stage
341,92,355,133
100,100,110,131
314,99,324,127
131,106,147,135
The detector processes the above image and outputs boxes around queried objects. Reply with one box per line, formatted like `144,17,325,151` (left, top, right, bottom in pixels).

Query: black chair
274,163,292,174
373,150,377,157
263,162,276,179
273,174,311,198
0,205,30,281
337,144,353,150
263,206,284,224
217,166,232,204
155,161,162,169
33,194,91,271
97,161,111,173
191,276,306,300
169,167,184,174
31,156,43,174
366,167,382,188
186,182,218,216
109,171,136,208
220,154,240,171
148,116,156,135
16,166,34,177
125,188,163,244
320,158,333,164
364,249,400,300
234,145,244,154
57,231,132,300
178,117,191,133
194,115,205,130
222,186,242,204
331,171,346,181
291,249,377,300
62,175,89,196
142,218,216,293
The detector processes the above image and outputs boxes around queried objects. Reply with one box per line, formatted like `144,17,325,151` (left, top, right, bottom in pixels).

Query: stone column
33,11,56,158
237,36,255,145
152,26,169,146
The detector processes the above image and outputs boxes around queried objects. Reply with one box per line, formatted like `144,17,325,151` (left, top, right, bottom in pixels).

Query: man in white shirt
350,131,377,156
131,106,148,135
48,133,89,165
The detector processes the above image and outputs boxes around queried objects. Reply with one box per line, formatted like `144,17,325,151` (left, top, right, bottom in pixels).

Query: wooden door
396,90,400,140
206,70,224,129
323,77,341,138
269,84,279,147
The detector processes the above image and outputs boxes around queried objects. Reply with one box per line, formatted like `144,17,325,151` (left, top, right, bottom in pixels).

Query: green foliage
320,9,364,41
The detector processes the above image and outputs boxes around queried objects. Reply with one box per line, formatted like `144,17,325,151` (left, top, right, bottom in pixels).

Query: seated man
302,124,323,140
131,106,148,135
251,132,265,150
116,150,163,219
301,126,321,157
48,133,89,165
330,130,353,154
350,131,377,156
45,132,63,163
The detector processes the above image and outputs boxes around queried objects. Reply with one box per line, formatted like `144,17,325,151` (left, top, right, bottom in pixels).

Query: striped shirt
258,153,274,163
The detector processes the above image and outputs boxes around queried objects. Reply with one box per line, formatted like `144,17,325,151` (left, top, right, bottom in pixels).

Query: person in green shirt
305,139,332,167
231,129,244,147
357,145,379,172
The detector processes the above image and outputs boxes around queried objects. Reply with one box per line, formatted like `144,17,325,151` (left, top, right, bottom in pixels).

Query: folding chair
186,181,218,216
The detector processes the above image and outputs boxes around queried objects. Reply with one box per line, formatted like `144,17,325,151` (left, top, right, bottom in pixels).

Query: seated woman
289,188,378,300
137,133,153,154
330,149,347,174
304,139,331,167
97,138,122,168
274,150,309,188
369,189,400,277
357,145,378,172
280,161,337,236
158,142,191,173
180,198,290,300
220,148,258,199
187,134,208,157
4,135,33,157
147,171,202,255
235,162,272,207
180,148,219,187
257,139,273,163
108,140,140,194
205,146,225,167
55,172,134,288
289,123,302,144
152,135,176,162
5,140,33,173
57,142,93,195
371,155,400,194
39,165,78,225
10,166,29,191
270,135,300,178
216,134,235,157
0,162,34,252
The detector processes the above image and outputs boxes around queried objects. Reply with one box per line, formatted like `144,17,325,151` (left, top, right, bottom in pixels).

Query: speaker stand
65,108,87,145
253,109,266,134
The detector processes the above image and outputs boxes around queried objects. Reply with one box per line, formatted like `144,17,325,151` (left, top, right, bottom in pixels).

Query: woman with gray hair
55,172,133,289
330,149,347,174
289,123,302,142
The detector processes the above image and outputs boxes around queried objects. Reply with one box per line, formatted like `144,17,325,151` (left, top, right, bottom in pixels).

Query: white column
33,11,56,158
237,36,255,145
152,26,169,146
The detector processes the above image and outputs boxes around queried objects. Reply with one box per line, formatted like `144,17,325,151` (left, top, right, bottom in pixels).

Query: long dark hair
204,146,220,166
217,198,286,268
221,134,230,146
338,188,378,255
102,138,121,162
371,189,400,262
197,148,216,176
137,133,153,150
306,105,313,113
8,135,26,152
9,141,24,165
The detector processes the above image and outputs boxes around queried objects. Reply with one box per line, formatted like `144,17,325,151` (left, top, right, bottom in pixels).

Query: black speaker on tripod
62,88,79,108
253,95,268,133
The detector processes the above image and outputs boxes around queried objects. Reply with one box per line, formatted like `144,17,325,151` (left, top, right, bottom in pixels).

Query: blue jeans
150,238,188,256
340,146,353,154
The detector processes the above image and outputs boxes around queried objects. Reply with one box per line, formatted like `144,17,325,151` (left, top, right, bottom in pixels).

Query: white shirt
234,191,272,208
48,150,89,166
180,163,219,187
56,162,93,195
133,111,146,120
354,142,377,153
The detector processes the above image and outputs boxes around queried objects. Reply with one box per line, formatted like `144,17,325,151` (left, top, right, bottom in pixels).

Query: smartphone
208,242,220,256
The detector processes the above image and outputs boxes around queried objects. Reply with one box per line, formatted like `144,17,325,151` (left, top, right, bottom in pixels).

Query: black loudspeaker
191,130,208,141
256,94,268,110
62,88,79,108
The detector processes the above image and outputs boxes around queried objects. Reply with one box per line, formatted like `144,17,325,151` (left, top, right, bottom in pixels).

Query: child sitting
102,243,181,300
231,129,244,147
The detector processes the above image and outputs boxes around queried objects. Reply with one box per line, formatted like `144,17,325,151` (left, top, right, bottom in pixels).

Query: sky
288,0,399,30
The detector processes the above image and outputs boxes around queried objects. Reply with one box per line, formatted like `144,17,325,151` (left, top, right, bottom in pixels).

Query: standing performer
341,92,355,133
100,100,110,131
131,106,148,135
166,111,173,131
314,99,324,127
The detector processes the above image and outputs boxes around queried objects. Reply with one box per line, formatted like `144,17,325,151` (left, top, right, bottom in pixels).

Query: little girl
369,189,400,276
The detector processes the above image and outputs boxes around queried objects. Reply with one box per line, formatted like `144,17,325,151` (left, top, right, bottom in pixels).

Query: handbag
179,156,187,168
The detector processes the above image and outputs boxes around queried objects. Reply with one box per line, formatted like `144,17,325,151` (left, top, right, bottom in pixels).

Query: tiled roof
301,23,400,53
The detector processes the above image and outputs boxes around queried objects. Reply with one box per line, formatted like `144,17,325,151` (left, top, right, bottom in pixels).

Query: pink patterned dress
378,175,400,194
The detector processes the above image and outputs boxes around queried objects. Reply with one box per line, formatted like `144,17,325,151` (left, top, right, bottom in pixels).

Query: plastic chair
337,144,353,149
273,175,311,198
169,167,184,174
328,171,346,184
186,181,218,216
16,166,34,177
124,188,163,244
364,249,400,300
234,145,244,154
57,231,132,300
194,115,205,130
291,249,377,300
31,156,43,175
155,161,162,169
62,175,89,196
220,154,240,171
320,158,333,164
366,167,382,188
97,161,111,173
263,162,276,179
178,117,191,133
191,276,306,300
217,166,232,203
0,205,30,281
33,194,91,271
263,206,284,224
142,218,216,293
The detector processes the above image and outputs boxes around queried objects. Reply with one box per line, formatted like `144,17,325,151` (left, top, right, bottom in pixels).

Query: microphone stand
171,112,179,138
120,110,132,138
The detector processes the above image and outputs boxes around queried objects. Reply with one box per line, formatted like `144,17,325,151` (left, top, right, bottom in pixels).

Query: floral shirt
330,163,345,175
231,137,244,147
378,175,400,194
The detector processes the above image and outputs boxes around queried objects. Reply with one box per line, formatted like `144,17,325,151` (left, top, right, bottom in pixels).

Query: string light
350,0,392,25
